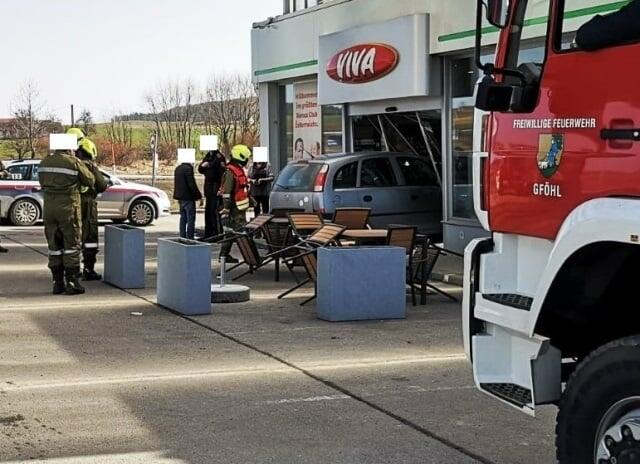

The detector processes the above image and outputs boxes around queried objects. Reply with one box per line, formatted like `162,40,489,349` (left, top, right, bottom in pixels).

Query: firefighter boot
51,266,66,295
65,268,86,295
82,252,101,281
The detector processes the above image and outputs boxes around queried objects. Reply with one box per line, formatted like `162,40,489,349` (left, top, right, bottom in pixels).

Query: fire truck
464,0,640,462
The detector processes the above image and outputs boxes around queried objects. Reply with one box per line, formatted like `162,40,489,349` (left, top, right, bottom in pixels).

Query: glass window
321,104,343,154
352,116,384,152
397,157,438,187
360,158,397,187
6,164,30,181
284,85,294,163
272,162,322,192
333,162,357,189
31,164,39,181
557,0,625,51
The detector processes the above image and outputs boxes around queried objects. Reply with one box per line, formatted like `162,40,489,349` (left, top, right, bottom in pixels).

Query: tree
9,81,58,159
201,74,259,153
76,109,96,136
145,79,197,151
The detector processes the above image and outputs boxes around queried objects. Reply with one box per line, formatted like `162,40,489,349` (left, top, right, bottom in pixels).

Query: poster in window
293,81,322,160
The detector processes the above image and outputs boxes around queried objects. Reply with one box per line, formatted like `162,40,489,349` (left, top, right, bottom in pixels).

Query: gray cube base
157,238,212,316
317,246,407,322
103,224,145,289
211,284,250,303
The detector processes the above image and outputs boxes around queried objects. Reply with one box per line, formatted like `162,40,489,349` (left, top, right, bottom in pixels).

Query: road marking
265,394,350,405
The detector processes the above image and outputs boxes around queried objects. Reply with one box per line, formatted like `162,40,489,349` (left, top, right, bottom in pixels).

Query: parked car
270,152,443,236
0,160,171,227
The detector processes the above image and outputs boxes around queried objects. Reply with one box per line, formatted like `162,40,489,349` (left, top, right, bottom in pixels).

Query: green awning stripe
254,60,318,77
438,0,630,42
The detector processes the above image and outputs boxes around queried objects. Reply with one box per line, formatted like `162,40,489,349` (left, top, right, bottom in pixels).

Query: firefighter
75,137,109,280
218,144,252,263
39,138,95,295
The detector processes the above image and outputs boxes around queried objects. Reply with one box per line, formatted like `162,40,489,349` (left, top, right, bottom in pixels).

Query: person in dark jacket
173,160,202,240
247,162,274,216
197,150,226,238
576,0,640,51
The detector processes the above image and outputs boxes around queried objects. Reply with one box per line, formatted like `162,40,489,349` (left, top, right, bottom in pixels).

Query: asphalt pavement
0,215,556,464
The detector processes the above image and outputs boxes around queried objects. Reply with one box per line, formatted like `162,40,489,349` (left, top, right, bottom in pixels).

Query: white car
1,160,171,227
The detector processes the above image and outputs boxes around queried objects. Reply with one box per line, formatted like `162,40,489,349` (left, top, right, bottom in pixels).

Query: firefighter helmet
230,144,252,164
66,127,86,141
78,138,98,160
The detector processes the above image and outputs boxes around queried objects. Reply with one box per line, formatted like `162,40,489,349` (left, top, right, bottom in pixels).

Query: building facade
251,0,618,252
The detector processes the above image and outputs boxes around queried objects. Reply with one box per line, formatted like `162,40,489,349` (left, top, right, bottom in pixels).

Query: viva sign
326,43,399,84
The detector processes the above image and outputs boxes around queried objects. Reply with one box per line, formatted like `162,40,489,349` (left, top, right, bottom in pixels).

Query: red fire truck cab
464,0,640,462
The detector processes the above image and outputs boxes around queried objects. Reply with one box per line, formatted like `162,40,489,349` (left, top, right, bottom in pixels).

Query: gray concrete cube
317,246,407,322
103,224,145,289
157,238,212,315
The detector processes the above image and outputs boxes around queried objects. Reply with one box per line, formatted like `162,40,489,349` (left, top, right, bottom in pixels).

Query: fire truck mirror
486,0,511,28
475,76,513,112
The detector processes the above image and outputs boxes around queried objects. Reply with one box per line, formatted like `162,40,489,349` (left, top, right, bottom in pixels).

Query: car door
0,164,30,218
358,157,404,228
394,156,443,235
96,171,126,217
329,161,359,214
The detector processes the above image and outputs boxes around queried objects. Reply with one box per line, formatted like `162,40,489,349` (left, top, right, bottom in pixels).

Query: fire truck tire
556,336,640,464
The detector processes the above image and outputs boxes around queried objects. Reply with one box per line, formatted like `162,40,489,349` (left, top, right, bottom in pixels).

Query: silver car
0,160,171,227
270,152,443,236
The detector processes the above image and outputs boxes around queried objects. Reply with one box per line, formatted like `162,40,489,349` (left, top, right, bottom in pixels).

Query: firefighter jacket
220,163,250,212
39,152,95,196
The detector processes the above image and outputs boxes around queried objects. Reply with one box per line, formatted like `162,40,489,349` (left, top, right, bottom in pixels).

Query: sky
0,0,282,122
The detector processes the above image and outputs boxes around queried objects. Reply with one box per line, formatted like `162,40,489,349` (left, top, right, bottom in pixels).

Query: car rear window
273,163,322,192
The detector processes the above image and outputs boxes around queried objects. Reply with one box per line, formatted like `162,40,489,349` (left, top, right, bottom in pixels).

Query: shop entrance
351,110,442,186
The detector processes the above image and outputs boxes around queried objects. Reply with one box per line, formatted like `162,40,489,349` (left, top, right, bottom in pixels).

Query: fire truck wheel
556,336,640,464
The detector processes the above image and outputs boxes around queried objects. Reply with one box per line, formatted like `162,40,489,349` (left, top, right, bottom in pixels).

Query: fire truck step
481,383,533,408
483,293,533,311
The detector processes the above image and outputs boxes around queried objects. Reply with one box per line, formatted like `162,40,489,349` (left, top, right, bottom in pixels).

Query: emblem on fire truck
537,134,564,178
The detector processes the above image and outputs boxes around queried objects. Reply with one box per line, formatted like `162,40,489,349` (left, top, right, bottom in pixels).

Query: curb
431,272,463,287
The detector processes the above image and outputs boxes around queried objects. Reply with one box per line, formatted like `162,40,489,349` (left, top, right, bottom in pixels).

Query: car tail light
314,164,329,192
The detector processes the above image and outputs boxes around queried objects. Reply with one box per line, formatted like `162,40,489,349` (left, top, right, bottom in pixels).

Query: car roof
6,159,40,165
289,151,421,165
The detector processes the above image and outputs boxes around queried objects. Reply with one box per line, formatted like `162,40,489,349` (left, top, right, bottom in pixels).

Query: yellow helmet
78,138,98,160
66,127,86,141
230,144,252,164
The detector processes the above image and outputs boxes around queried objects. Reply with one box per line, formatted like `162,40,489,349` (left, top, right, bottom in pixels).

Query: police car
0,160,171,227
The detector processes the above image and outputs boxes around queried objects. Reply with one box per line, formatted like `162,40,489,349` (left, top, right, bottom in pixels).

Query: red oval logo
326,43,399,84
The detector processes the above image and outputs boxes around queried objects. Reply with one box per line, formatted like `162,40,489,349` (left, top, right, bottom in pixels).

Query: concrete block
103,224,145,289
157,238,212,315
317,246,406,322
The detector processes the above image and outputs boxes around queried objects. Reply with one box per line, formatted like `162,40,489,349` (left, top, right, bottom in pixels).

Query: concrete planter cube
103,224,145,289
317,246,407,322
157,238,212,315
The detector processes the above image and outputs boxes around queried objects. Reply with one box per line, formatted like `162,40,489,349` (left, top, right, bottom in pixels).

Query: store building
251,0,616,253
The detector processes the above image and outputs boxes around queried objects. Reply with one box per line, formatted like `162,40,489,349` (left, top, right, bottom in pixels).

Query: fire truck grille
481,383,533,408
483,293,533,311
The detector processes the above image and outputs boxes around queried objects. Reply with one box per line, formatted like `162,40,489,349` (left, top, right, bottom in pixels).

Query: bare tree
202,74,259,153
9,81,57,159
76,109,96,135
145,79,198,150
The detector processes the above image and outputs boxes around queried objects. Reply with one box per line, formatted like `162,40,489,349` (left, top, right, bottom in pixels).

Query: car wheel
556,336,640,463
10,198,40,226
128,200,155,227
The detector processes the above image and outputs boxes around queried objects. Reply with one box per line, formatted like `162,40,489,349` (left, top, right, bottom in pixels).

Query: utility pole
70,104,75,126
150,131,158,187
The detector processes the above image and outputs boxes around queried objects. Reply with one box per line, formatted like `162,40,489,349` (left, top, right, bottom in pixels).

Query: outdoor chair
229,232,298,283
386,225,418,306
277,223,346,304
411,237,458,305
332,207,371,229
287,212,324,239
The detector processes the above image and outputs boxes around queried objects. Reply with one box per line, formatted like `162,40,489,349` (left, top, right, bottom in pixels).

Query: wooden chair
411,238,458,304
386,225,418,306
287,212,324,239
332,207,371,229
277,223,346,303
230,232,298,282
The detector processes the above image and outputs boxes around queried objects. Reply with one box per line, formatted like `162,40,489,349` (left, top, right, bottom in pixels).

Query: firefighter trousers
43,192,82,270
80,194,99,269
219,210,246,258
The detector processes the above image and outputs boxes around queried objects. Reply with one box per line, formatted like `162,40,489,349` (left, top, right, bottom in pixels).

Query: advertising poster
293,80,321,160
